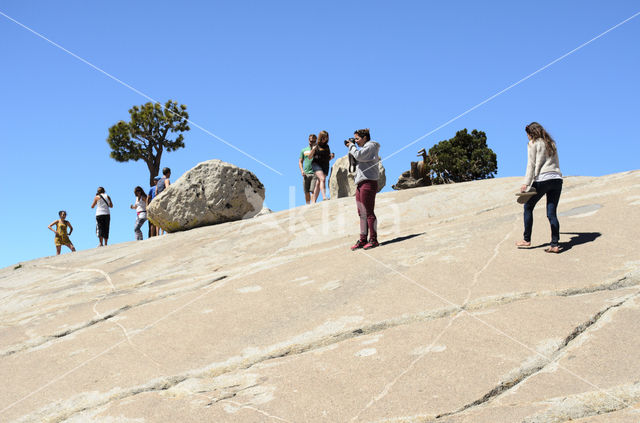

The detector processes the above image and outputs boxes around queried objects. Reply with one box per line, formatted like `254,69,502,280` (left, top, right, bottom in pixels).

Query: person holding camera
309,130,334,203
347,128,381,250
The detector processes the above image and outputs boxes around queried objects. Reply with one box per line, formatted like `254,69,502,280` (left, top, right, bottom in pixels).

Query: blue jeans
134,215,147,240
523,178,563,246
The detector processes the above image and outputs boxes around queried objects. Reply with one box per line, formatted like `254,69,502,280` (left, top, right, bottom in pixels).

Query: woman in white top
516,122,563,253
130,186,148,240
91,186,113,246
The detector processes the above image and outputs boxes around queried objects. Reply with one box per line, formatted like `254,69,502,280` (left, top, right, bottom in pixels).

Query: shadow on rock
559,232,602,252
529,232,602,253
380,233,425,247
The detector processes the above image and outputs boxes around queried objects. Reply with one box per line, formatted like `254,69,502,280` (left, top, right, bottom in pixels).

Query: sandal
515,240,531,248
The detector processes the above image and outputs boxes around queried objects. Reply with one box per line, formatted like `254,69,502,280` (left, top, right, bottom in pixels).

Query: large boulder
147,159,265,232
329,154,386,198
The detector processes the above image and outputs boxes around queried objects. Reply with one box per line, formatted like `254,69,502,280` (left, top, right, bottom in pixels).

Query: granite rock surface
2,171,640,422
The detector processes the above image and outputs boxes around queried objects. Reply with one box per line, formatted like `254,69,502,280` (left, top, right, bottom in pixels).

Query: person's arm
521,141,537,191
308,145,317,159
66,221,73,235
107,195,113,208
48,220,58,232
165,179,170,188
299,156,305,175
349,143,377,162
91,196,98,208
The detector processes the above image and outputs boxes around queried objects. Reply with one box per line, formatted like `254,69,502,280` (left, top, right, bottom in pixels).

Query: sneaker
351,239,367,251
363,240,379,250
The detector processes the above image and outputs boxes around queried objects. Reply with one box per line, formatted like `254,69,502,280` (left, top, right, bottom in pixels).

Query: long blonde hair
525,122,557,157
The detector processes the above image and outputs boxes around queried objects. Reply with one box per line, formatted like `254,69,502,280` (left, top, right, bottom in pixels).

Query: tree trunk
147,146,163,187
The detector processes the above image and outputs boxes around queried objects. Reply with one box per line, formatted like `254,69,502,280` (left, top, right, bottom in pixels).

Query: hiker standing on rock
348,128,381,251
156,167,171,196
516,122,563,253
91,187,113,247
299,134,318,205
48,210,76,255
130,186,148,240
309,131,334,203
147,176,161,237
155,167,171,235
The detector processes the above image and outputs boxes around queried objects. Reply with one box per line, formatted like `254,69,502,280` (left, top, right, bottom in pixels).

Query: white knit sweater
523,139,562,187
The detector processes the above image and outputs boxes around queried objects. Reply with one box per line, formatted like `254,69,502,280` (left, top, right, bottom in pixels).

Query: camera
344,137,356,147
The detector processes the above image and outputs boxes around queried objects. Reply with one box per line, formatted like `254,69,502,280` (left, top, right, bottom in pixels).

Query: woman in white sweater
516,122,563,253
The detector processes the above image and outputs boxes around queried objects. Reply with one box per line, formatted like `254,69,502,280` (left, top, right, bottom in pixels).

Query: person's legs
360,181,378,243
312,170,325,202
522,183,544,244
355,184,368,241
303,174,311,205
104,215,110,245
96,216,104,246
56,245,61,255
97,215,111,245
310,174,317,199
545,179,563,247
66,243,76,252
134,217,146,240
318,169,328,200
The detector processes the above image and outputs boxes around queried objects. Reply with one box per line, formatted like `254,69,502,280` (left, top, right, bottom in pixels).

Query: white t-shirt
535,171,563,182
95,194,111,216
135,197,147,214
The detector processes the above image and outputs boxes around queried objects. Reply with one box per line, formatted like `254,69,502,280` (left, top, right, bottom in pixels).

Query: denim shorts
311,162,328,175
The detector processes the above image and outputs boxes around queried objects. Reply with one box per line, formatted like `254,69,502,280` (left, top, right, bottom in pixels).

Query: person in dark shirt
154,167,171,235
156,167,171,196
309,130,334,202
147,176,161,237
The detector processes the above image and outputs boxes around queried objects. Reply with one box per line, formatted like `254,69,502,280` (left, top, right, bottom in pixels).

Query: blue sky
1,1,638,268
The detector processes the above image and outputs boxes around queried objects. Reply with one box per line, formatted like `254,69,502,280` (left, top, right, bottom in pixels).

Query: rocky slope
2,171,640,422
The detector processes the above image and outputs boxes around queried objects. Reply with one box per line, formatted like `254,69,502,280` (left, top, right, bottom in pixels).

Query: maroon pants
356,180,378,242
